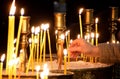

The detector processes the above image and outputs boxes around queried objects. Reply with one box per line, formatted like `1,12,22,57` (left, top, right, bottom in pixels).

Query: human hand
68,38,96,58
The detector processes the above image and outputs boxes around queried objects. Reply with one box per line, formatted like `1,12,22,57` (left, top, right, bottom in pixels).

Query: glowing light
95,18,99,24
35,65,40,72
31,26,35,34
79,8,84,14
9,0,16,15
59,34,65,40
63,49,67,56
1,54,5,62
20,8,24,16
91,32,95,38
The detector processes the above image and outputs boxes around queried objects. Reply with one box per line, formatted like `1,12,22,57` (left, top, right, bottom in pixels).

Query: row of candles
6,1,53,79
79,8,99,46
26,24,53,74
6,0,67,76
5,0,99,79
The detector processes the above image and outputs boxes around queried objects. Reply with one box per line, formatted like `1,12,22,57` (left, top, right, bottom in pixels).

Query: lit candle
35,65,40,79
31,26,35,72
46,24,53,69
96,33,99,46
6,0,16,73
42,24,48,63
26,38,32,74
35,26,40,63
95,17,99,46
40,63,49,79
40,24,44,65
15,8,24,56
0,54,5,79
63,49,67,75
79,8,84,38
91,32,94,45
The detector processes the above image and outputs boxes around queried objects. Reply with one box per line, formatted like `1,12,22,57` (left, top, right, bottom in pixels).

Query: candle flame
29,38,32,44
1,54,5,62
14,38,17,44
35,65,40,72
91,32,94,38
59,34,65,40
55,30,58,35
70,39,73,44
65,30,70,36
77,34,80,39
41,24,49,31
79,8,84,14
9,0,16,15
96,33,99,38
31,26,35,33
35,26,40,34
20,8,24,16
95,17,99,24
63,49,67,56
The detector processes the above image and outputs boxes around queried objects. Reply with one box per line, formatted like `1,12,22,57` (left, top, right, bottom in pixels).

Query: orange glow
9,0,16,15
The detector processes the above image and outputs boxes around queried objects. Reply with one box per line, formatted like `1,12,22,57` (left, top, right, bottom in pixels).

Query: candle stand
109,7,118,43
19,16,30,72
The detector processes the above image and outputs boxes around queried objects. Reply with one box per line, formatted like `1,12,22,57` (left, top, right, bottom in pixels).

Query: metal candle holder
20,16,30,72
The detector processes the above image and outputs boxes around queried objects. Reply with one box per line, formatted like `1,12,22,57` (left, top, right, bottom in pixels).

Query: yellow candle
42,24,49,63
26,38,32,74
6,0,16,73
35,26,40,63
91,32,94,45
43,30,46,63
95,18,99,46
0,63,3,79
35,65,40,79
40,27,43,65
15,8,24,56
31,26,35,72
43,64,49,79
47,28,53,69
63,49,67,75
0,54,5,79
79,8,84,38
8,60,14,79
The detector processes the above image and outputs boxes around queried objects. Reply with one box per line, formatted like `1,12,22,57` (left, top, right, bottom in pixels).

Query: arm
98,43,120,64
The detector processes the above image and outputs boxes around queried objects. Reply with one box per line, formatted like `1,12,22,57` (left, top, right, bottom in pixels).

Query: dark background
0,0,120,54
